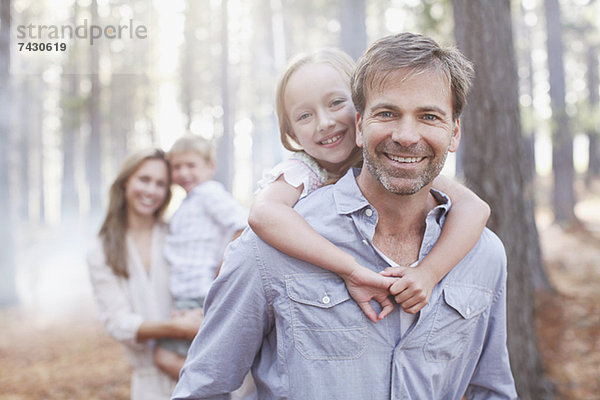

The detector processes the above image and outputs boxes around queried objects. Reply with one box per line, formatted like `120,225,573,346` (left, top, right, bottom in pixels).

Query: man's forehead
366,67,452,107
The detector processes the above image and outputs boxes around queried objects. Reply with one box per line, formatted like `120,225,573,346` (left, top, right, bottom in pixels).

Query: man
172,32,517,400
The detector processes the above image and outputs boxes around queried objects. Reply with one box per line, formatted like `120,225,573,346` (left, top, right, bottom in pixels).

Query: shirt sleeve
86,239,144,348
256,157,323,199
202,181,248,232
465,239,518,400
172,233,271,400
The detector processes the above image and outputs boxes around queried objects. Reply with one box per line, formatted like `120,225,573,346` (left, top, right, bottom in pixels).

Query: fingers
378,297,395,320
380,266,410,278
357,301,379,324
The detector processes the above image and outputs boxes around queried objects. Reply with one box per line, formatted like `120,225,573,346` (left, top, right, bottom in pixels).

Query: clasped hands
343,265,436,324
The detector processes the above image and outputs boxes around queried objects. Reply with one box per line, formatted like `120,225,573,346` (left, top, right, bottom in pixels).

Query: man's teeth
321,135,342,145
388,155,423,163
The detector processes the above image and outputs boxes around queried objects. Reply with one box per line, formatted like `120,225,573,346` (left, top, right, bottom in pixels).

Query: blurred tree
544,0,578,226
214,0,235,189
181,0,200,133
60,2,81,220
86,0,103,216
452,0,554,399
250,0,280,186
586,44,599,182
0,0,17,305
17,76,30,219
339,0,366,60
517,0,538,184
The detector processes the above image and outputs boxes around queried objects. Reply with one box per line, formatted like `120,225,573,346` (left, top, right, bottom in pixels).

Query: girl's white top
257,151,328,199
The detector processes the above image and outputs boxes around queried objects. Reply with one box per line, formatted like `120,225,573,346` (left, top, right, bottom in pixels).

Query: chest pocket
424,284,493,362
285,273,367,360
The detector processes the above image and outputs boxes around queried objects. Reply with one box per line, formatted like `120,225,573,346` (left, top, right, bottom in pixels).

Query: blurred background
0,0,599,399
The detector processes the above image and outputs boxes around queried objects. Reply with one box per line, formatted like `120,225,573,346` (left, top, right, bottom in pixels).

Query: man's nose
391,118,420,146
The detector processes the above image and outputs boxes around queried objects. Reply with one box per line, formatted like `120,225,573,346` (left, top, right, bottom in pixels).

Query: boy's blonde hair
276,48,356,152
168,135,215,162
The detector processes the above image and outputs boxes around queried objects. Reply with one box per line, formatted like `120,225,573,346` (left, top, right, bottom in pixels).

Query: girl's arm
382,175,491,314
249,176,396,323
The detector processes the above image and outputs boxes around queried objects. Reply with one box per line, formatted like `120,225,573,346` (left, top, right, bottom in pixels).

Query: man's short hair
168,135,215,163
351,32,474,122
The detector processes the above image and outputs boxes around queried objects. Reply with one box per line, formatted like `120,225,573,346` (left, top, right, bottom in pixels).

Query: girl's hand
380,266,437,314
342,266,396,323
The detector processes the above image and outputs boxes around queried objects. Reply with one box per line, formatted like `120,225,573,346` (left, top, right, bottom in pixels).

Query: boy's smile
170,152,215,193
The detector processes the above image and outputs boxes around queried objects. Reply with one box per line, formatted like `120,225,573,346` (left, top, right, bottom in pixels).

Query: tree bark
339,0,366,60
250,0,280,186
61,3,81,221
452,0,554,398
86,0,103,216
214,0,235,190
0,0,17,305
586,45,599,183
544,0,578,225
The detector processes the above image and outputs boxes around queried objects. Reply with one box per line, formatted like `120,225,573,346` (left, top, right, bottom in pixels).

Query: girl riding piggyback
249,48,490,323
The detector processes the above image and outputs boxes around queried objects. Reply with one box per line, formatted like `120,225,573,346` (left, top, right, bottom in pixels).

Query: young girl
249,48,490,323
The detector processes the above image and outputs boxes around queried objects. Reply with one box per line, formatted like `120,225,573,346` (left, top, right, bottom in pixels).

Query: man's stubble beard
362,142,449,195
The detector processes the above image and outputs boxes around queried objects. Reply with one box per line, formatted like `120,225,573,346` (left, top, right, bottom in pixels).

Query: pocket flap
443,285,492,319
285,274,350,309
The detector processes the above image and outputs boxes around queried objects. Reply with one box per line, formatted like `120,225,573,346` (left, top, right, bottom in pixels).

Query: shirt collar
332,168,452,222
333,168,371,215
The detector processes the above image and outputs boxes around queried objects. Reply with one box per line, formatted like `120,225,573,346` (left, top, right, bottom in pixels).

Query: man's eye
378,111,393,118
423,114,437,121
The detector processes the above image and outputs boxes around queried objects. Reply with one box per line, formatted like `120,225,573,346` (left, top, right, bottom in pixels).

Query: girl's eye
331,98,345,107
298,113,310,121
139,176,151,183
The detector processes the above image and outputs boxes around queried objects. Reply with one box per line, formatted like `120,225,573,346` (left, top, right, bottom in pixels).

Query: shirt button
365,208,373,217
466,306,472,316
322,295,331,304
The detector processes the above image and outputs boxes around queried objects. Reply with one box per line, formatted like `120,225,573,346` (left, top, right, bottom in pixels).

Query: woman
87,148,202,399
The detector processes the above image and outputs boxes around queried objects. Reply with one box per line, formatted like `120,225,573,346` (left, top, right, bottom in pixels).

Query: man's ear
449,118,461,153
355,113,364,148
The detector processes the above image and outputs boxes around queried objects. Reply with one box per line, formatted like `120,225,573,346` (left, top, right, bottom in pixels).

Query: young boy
154,135,247,377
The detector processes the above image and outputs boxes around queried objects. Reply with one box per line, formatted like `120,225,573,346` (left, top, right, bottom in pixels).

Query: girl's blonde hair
276,48,356,152
99,148,172,278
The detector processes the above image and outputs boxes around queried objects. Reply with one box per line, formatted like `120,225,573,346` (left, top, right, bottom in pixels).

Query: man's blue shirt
172,168,517,400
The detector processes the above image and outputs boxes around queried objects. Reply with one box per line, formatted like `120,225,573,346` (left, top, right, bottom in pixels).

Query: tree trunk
214,0,235,190
519,0,537,184
86,0,102,216
61,3,81,221
586,45,599,183
544,0,577,225
18,77,30,219
250,0,280,186
0,0,17,305
452,1,554,399
339,0,366,60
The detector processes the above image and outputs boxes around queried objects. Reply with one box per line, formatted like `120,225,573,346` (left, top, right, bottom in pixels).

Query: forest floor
0,183,599,399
